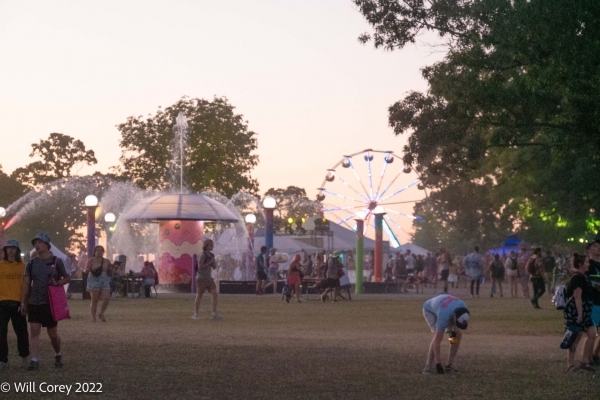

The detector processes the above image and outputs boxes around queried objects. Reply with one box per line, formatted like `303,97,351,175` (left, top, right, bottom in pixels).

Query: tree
263,186,321,233
0,165,26,209
11,133,97,188
116,96,259,197
354,0,600,250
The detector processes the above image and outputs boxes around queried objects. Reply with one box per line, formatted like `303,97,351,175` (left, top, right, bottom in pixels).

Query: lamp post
104,212,116,261
354,210,366,294
85,195,98,259
373,206,386,283
263,197,277,255
0,207,5,250
245,213,256,280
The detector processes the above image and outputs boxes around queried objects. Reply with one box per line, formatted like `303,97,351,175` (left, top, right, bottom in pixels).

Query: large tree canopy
116,96,259,197
11,133,97,188
355,0,600,252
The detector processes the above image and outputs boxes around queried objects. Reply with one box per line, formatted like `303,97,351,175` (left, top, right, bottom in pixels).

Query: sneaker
0,361,7,371
55,355,63,368
422,366,431,375
211,312,222,320
444,364,459,373
27,360,39,371
191,313,200,320
321,294,326,302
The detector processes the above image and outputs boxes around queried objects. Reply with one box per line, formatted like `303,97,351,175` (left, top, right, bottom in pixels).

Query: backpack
509,257,518,270
526,258,537,276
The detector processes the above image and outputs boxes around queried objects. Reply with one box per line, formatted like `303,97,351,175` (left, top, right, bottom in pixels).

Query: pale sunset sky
0,0,444,241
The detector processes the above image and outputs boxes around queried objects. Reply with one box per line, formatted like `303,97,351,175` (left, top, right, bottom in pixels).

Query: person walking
464,247,483,298
140,261,157,298
263,248,279,295
505,250,519,297
564,253,596,372
585,237,600,365
192,240,220,320
255,246,267,295
422,294,470,374
286,254,302,303
527,248,547,309
321,251,342,302
86,246,112,322
489,254,504,298
0,240,29,370
20,233,70,371
518,248,531,298
437,248,451,294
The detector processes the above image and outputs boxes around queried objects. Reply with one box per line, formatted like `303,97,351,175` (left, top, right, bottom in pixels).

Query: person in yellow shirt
0,240,29,370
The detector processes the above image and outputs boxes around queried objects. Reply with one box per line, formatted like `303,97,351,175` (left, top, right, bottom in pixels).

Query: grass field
2,285,600,399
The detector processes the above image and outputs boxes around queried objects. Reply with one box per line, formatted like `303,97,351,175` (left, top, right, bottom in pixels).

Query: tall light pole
104,212,116,261
373,206,386,283
85,195,98,259
263,197,277,255
0,207,5,250
354,210,366,294
175,111,188,193
245,213,256,280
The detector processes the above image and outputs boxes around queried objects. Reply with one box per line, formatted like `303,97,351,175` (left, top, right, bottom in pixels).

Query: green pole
355,219,364,294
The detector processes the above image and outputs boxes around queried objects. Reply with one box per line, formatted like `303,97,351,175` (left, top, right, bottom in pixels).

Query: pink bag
48,257,71,321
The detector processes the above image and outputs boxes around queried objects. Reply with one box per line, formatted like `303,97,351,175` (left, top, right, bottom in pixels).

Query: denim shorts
87,273,111,291
592,305,600,327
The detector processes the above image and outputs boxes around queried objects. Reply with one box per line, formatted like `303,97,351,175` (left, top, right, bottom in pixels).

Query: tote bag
48,257,71,321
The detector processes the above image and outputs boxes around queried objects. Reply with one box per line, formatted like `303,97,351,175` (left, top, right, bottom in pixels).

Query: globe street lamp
0,207,6,250
263,197,277,255
85,195,98,260
373,206,386,283
354,210,367,294
245,213,256,280
104,212,116,261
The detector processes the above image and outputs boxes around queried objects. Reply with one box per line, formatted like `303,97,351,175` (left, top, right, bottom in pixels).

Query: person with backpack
489,254,505,298
20,233,70,371
463,247,483,298
527,248,547,309
255,246,267,295
504,250,519,297
563,253,596,372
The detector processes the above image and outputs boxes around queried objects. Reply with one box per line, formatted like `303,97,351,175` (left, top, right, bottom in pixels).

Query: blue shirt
256,253,265,273
423,295,468,332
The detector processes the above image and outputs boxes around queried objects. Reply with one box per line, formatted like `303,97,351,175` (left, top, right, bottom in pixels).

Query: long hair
93,245,105,256
2,248,22,263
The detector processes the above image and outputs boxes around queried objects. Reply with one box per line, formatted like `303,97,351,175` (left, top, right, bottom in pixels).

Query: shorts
256,271,267,281
506,269,518,277
440,269,449,282
196,278,217,293
448,274,458,283
423,308,437,333
268,268,279,280
326,278,339,288
28,303,57,328
287,275,301,286
592,305,600,327
87,273,111,291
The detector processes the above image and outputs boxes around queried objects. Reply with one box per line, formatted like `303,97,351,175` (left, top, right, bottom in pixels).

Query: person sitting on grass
422,294,470,374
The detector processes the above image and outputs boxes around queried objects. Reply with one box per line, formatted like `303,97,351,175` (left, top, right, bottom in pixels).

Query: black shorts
440,269,449,282
327,278,339,288
28,303,57,328
256,271,267,281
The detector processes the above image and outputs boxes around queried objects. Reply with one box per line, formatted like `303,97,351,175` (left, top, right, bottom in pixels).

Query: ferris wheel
317,149,427,248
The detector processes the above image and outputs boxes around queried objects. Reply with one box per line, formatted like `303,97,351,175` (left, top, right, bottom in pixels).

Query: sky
0,0,445,242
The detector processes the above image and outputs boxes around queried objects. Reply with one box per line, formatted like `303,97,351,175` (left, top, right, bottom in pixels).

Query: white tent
399,242,430,256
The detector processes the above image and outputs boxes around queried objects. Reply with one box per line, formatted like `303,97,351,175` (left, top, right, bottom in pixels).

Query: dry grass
3,285,600,399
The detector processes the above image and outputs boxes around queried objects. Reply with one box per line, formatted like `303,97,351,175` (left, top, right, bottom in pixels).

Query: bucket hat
31,232,51,246
3,240,20,251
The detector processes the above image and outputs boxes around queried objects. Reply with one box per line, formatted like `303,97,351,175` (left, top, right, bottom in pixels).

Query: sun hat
332,250,342,258
3,240,20,251
270,248,277,254
454,307,470,330
31,232,51,246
